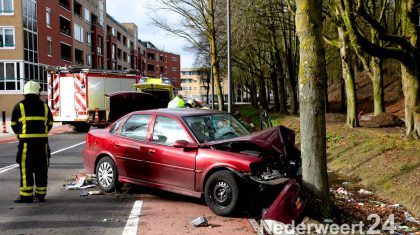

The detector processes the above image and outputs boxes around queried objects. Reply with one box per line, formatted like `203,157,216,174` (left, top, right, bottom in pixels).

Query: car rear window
152,116,190,146
120,114,151,141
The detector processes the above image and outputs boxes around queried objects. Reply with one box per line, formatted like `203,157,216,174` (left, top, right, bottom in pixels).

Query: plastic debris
388,204,401,209
88,190,103,195
358,189,373,195
405,212,420,225
397,225,413,232
80,191,89,197
357,203,364,206
323,218,334,224
336,187,349,195
66,173,97,190
190,216,208,227
342,182,350,186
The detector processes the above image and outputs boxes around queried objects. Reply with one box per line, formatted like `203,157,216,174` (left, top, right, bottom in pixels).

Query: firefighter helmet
23,80,41,95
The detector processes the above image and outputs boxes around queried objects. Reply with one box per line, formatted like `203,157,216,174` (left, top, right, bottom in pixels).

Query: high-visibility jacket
167,96,185,108
11,95,53,139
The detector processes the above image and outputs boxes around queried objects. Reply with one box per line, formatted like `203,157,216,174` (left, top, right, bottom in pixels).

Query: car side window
109,118,125,134
152,116,190,146
121,114,151,141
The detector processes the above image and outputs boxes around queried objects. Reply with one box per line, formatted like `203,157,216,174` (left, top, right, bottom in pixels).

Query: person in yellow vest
167,94,185,108
11,81,53,203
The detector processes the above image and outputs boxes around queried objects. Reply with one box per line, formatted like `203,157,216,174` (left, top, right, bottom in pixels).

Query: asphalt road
0,130,255,235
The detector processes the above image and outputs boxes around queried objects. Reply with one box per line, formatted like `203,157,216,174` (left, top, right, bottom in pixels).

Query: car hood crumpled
201,125,300,159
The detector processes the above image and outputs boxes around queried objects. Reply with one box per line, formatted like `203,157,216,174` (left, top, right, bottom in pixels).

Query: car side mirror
173,140,198,149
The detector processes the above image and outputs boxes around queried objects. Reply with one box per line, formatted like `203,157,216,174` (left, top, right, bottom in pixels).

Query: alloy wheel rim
98,162,113,188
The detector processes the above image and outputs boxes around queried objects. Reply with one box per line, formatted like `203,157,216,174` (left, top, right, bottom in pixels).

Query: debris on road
190,216,209,227
405,212,420,225
65,173,97,190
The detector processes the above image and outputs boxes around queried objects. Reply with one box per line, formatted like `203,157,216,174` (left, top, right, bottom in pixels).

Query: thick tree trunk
338,27,359,127
271,72,280,112
371,57,385,115
296,0,331,216
401,64,420,139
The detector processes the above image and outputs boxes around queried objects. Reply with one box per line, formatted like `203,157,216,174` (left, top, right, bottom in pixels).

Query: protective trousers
17,140,50,199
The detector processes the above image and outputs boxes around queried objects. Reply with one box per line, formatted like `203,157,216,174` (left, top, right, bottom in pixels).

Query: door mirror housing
173,140,199,149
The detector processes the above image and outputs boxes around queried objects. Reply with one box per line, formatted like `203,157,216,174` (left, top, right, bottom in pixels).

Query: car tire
96,156,121,193
204,170,240,216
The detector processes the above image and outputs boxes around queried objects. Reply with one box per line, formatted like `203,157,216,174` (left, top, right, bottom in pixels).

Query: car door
145,115,197,190
111,114,152,181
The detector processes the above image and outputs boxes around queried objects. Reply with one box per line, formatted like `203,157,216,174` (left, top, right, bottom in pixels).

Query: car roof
131,108,227,118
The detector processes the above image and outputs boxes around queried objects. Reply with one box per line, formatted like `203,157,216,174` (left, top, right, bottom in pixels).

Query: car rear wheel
96,156,121,193
204,170,239,216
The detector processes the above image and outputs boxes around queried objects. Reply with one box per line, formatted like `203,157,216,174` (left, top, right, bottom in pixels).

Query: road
0,130,255,235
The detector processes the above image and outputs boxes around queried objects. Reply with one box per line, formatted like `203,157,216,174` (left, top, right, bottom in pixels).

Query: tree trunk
338,27,359,127
296,0,331,216
271,72,280,112
259,75,269,110
371,57,385,115
209,0,224,111
401,64,420,139
340,78,346,113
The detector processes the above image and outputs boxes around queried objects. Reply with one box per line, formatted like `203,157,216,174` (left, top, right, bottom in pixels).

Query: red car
83,109,303,218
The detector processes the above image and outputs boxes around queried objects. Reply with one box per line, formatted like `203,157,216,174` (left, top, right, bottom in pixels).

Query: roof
134,108,226,117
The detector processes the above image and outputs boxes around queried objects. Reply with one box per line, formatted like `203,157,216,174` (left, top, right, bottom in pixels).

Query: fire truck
47,68,154,131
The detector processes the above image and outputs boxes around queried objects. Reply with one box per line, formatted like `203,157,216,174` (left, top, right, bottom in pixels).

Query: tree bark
296,0,331,216
371,57,385,115
401,64,420,139
338,27,359,127
259,74,269,110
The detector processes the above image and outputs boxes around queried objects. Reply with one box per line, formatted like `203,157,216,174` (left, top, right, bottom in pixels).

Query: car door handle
148,149,155,155
115,143,121,148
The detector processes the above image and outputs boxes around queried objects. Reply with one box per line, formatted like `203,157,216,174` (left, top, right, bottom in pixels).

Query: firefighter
11,81,53,203
167,94,185,108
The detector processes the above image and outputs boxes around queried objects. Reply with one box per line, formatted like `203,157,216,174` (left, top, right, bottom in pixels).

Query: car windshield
183,114,250,143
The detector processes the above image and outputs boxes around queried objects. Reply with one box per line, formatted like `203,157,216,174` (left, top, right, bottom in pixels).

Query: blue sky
106,0,195,68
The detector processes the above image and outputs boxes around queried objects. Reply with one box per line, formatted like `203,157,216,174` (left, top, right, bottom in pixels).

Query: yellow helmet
23,80,41,95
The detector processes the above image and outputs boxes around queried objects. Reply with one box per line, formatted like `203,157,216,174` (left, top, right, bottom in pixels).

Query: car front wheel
204,170,240,216
96,156,121,193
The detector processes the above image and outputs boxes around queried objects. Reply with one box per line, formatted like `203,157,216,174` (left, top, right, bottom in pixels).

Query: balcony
75,49,84,65
59,0,70,11
73,1,82,18
60,16,71,37
61,43,72,62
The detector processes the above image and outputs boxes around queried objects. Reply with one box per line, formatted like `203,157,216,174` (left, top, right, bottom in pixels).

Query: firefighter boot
34,194,45,202
14,196,33,203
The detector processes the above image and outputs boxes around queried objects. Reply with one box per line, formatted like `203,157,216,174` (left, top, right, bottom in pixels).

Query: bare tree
151,0,225,110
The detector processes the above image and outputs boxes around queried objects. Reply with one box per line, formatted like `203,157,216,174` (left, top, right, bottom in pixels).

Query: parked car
83,108,304,219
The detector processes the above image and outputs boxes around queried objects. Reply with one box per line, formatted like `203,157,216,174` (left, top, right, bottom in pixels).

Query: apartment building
138,40,181,88
179,68,228,103
0,0,181,115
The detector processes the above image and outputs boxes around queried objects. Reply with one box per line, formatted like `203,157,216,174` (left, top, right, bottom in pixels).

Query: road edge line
122,200,143,235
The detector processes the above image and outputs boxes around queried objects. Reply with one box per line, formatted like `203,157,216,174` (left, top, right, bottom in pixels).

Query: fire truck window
121,114,151,141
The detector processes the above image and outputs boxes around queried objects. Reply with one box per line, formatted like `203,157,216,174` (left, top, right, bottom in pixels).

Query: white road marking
0,141,85,174
122,200,143,235
8,141,18,144
0,164,19,174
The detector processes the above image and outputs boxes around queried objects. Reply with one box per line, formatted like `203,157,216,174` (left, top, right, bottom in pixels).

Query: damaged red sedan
83,109,304,218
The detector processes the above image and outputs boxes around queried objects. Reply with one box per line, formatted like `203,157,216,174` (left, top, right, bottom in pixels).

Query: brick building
0,0,180,115
138,40,181,88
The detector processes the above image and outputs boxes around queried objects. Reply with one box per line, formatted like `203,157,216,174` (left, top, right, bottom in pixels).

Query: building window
46,8,51,28
0,0,13,14
86,32,91,45
0,27,15,48
172,57,177,61
172,67,177,72
84,8,91,22
74,24,83,42
86,53,91,66
47,37,52,56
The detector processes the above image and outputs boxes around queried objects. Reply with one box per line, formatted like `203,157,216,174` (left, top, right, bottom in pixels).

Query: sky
106,0,195,68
